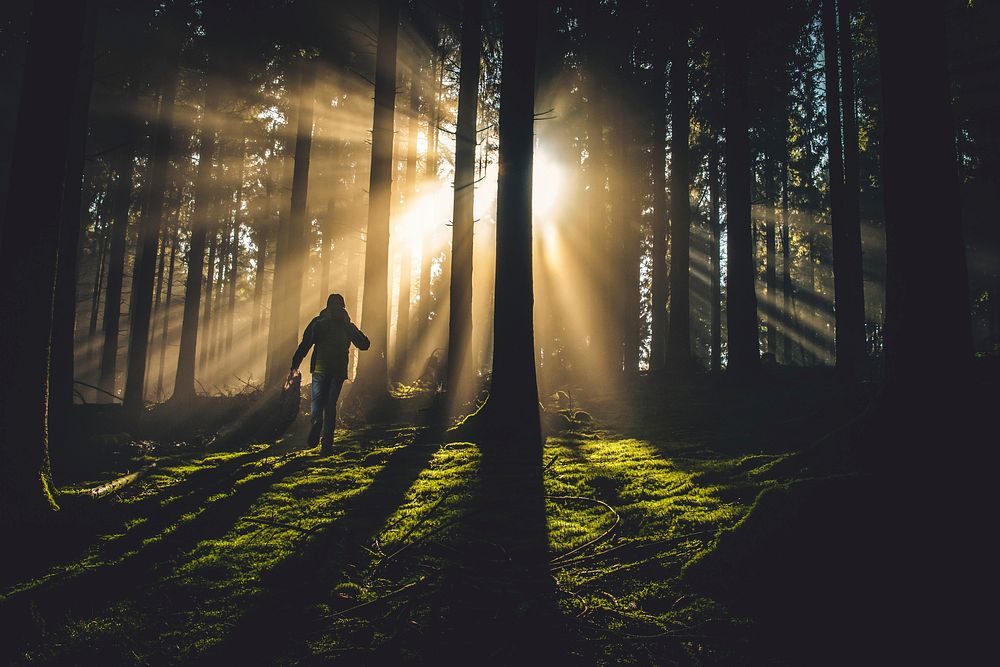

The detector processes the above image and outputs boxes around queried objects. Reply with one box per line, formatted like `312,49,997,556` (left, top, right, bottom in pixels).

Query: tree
173,84,221,401
461,0,541,446
354,0,400,402
723,1,759,376
122,58,179,417
822,0,865,376
446,0,483,406
0,0,89,521
666,4,692,369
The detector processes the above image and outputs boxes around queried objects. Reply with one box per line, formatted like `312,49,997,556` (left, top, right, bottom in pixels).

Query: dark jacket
291,306,370,378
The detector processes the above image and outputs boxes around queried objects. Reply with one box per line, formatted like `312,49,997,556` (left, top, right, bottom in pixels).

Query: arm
348,323,370,351
290,318,317,370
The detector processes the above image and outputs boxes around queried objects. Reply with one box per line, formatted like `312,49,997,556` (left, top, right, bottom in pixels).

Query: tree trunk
173,87,220,400
49,2,98,455
0,0,89,521
666,9,692,369
836,0,866,375
123,60,178,418
764,159,777,357
476,0,541,445
822,0,865,376
649,31,668,372
155,224,178,400
99,136,136,402
394,74,420,380
709,136,722,373
873,0,972,397
781,159,794,364
355,0,400,401
723,3,759,376
446,0,483,404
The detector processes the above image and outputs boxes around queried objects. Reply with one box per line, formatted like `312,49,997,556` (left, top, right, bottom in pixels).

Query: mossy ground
1,371,872,665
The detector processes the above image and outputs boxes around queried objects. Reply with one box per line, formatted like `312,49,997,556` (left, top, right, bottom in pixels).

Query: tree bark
476,0,541,445
173,87,220,400
355,0,400,400
0,0,89,521
394,74,420,380
666,8,692,369
649,27,668,372
446,0,482,404
49,1,98,455
723,2,759,376
123,59,178,417
709,136,722,373
822,0,865,376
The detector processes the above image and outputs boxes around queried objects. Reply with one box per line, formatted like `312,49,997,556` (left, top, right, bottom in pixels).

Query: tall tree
873,0,972,398
394,75,419,380
666,5,692,368
122,60,179,417
822,0,866,376
173,75,222,400
648,18,669,372
723,0,759,375
49,2,98,454
464,0,541,445
446,0,483,404
0,0,89,520
354,0,400,401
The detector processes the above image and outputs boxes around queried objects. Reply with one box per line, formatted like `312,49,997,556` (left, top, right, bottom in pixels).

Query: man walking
291,293,370,453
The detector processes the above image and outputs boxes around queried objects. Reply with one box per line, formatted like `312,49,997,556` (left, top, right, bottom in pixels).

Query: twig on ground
547,495,621,564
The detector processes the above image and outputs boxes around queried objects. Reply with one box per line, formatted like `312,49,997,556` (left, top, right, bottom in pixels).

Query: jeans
309,373,346,446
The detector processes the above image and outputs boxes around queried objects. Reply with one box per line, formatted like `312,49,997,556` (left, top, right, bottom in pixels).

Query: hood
320,306,350,323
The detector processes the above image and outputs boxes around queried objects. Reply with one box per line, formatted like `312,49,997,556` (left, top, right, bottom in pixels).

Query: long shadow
0,441,321,657
198,428,440,665
417,442,564,665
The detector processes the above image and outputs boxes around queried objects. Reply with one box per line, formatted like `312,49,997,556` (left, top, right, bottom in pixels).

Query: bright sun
532,148,563,221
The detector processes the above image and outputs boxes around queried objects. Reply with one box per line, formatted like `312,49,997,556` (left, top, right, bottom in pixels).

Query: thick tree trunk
173,88,220,400
123,62,178,417
446,0,482,405
0,0,89,521
476,0,541,445
99,136,136,402
723,3,759,376
666,10,692,368
874,1,972,396
355,0,400,400
822,0,865,376
49,2,97,455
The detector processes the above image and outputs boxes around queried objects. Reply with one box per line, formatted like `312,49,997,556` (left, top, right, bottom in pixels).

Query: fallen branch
321,578,424,620
88,463,156,498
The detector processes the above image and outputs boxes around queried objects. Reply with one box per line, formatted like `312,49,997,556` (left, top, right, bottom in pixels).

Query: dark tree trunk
666,8,692,368
764,159,777,356
49,2,98,456
0,0,89,520
173,87,220,400
836,0,866,374
123,62,178,417
88,205,109,339
155,224,178,400
224,136,245,367
446,0,483,404
781,159,794,364
394,75,419,380
201,225,218,374
355,0,400,400
822,0,865,376
873,0,972,397
649,30,668,372
99,136,136,402
723,4,759,376
476,0,541,445
709,137,722,373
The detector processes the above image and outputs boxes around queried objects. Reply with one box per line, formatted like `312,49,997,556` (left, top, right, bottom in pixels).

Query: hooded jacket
291,306,370,378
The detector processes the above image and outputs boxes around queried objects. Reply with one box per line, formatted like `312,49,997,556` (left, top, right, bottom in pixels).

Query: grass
0,372,870,665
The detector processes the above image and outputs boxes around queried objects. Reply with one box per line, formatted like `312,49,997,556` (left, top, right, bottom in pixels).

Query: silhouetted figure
291,293,370,453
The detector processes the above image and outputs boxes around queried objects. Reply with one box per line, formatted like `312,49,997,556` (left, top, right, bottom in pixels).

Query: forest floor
0,370,882,665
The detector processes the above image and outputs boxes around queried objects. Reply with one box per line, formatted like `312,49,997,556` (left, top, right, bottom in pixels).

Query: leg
320,377,346,450
309,373,330,447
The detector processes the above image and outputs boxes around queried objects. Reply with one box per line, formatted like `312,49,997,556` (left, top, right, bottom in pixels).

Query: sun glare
533,148,564,222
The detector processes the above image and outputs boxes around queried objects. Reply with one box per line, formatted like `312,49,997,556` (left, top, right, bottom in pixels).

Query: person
290,293,370,453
